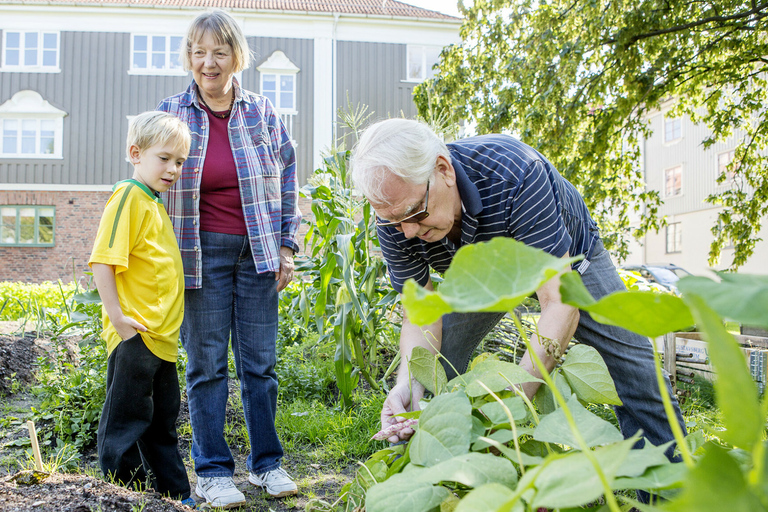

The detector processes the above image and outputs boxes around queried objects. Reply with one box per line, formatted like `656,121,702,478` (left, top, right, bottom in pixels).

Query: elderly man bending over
349,118,685,458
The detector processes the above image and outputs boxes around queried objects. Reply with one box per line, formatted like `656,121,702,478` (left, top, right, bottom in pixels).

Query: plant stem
477,381,526,474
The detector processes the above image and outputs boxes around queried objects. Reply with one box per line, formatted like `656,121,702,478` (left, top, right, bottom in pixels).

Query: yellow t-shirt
89,180,184,362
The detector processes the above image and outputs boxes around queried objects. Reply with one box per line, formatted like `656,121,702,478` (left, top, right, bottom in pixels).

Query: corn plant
335,238,767,512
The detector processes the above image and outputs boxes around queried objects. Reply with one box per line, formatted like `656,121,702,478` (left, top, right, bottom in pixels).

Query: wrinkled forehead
371,175,425,218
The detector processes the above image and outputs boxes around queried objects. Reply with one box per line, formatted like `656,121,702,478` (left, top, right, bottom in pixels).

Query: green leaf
479,396,528,427
73,290,101,304
452,359,544,398
414,452,518,488
471,427,534,451
612,461,687,491
615,440,674,478
534,369,572,414
531,437,637,508
684,294,763,452
402,238,580,326
665,444,764,512
455,483,516,512
533,394,623,449
409,391,473,467
560,344,622,405
677,273,768,329
560,272,694,337
409,346,448,396
365,479,450,512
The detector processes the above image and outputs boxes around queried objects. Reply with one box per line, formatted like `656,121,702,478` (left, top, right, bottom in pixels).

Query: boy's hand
112,314,148,341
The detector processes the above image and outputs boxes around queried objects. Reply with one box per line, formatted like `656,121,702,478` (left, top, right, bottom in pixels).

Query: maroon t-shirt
199,106,248,236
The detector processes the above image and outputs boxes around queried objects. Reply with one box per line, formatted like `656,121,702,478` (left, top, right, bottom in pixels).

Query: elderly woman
157,9,300,508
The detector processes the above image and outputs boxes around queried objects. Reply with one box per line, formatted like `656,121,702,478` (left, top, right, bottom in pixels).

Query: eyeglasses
376,181,430,227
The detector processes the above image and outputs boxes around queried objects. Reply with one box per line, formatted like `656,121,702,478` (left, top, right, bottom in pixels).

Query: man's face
371,156,460,243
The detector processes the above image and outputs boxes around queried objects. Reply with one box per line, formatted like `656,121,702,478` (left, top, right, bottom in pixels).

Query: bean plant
326,238,767,511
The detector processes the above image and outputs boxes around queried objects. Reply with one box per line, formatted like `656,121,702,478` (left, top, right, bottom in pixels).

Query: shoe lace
208,477,238,492
263,468,291,482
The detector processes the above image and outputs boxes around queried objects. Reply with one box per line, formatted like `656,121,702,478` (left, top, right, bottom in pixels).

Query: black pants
97,334,190,500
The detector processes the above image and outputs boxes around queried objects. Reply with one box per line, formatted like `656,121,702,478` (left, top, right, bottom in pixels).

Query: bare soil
0,331,356,511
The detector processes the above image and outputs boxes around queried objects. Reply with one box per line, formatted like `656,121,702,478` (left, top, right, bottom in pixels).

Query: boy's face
129,141,187,194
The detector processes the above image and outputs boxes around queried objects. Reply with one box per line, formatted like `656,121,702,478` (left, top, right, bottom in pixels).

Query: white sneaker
195,476,246,509
248,467,298,498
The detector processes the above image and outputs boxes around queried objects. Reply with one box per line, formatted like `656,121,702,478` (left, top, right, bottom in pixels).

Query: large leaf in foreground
455,483,517,512
677,273,768,329
409,391,472,467
409,346,448,396
559,272,694,337
402,238,580,326
452,359,544,397
560,344,621,405
365,480,449,512
533,395,623,449
685,295,763,452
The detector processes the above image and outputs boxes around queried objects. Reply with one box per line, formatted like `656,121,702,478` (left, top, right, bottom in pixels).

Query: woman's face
190,31,236,99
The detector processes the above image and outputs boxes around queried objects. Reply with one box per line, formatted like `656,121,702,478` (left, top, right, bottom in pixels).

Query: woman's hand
276,246,295,292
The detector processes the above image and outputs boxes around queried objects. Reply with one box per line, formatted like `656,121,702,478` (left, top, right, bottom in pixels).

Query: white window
664,116,682,143
718,150,738,182
406,45,442,82
1,205,55,246
0,90,66,159
129,34,185,75
664,165,682,197
666,222,682,254
2,31,60,72
257,51,299,114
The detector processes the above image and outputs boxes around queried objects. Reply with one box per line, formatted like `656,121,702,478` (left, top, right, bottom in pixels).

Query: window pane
263,74,276,92
264,91,277,107
43,49,56,67
152,36,166,52
152,52,165,69
6,32,20,48
425,46,441,79
280,75,293,92
40,120,55,155
24,32,38,49
1,208,16,244
43,33,57,49
38,208,54,244
19,208,35,244
3,120,18,154
25,48,38,66
408,47,423,80
134,52,147,69
280,91,294,110
6,49,19,66
134,35,147,52
170,36,183,69
21,120,36,154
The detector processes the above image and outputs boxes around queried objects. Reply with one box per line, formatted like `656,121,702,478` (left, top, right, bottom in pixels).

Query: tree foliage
415,0,768,267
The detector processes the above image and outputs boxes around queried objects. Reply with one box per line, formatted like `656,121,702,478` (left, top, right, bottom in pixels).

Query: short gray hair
126,111,191,160
181,9,252,73
350,119,450,205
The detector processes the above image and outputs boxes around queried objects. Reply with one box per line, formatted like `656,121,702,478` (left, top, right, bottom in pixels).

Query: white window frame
663,116,682,144
257,51,299,115
0,91,66,159
1,205,56,247
405,45,442,83
664,165,683,198
717,149,738,183
1,30,60,73
128,34,186,76
666,222,682,254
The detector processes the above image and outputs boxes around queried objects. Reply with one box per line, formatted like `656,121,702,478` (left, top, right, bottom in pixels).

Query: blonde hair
181,9,252,73
126,111,191,160
350,118,450,205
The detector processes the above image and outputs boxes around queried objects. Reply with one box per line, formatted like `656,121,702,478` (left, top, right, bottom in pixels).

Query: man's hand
276,246,295,292
380,381,425,443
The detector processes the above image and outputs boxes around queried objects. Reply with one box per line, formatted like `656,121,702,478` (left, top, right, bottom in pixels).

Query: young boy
89,111,194,506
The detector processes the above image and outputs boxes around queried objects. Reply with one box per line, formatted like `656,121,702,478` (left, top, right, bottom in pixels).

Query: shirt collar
181,76,243,110
114,179,163,204
451,155,483,217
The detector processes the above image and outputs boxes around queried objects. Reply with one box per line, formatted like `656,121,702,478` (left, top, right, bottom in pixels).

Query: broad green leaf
410,391,473,466
73,290,101,304
533,394,623,448
409,346,448,396
685,294,762,451
559,272,694,337
677,273,768,329
413,452,518,487
615,440,674,478
471,427,534,451
612,461,687,491
665,444,764,512
365,479,450,512
531,437,637,508
683,429,707,455
452,359,544,397
479,396,528,426
560,344,622,405
534,369,572,414
455,483,516,512
403,238,580,326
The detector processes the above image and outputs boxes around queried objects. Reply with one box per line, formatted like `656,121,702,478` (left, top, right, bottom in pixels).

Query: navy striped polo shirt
377,134,599,293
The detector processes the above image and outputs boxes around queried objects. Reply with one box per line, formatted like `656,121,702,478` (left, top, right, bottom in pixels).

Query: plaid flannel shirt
157,79,301,289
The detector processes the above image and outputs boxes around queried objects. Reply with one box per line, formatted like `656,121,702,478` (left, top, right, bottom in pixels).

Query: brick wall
0,190,111,284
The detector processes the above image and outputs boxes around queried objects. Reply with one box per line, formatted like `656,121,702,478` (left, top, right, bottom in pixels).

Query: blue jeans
439,241,686,455
182,231,283,477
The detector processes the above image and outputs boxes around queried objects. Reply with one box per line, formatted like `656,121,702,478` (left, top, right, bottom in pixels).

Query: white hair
350,118,450,205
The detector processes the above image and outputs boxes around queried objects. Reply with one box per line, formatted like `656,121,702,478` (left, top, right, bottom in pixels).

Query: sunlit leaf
455,483,517,512
409,391,473,467
409,346,448,396
533,394,623,448
451,359,544,397
677,273,768,329
365,479,450,512
560,345,621,405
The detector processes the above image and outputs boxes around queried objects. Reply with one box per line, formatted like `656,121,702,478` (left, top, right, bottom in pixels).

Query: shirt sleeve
506,160,571,258
89,187,144,275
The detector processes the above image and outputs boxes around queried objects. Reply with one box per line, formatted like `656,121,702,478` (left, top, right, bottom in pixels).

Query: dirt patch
0,335,40,395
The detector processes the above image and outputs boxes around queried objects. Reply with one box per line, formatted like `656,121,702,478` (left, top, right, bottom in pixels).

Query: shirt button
201,125,206,130
194,246,199,252
193,220,197,225
194,168,199,173
198,145,202,149
193,194,197,199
